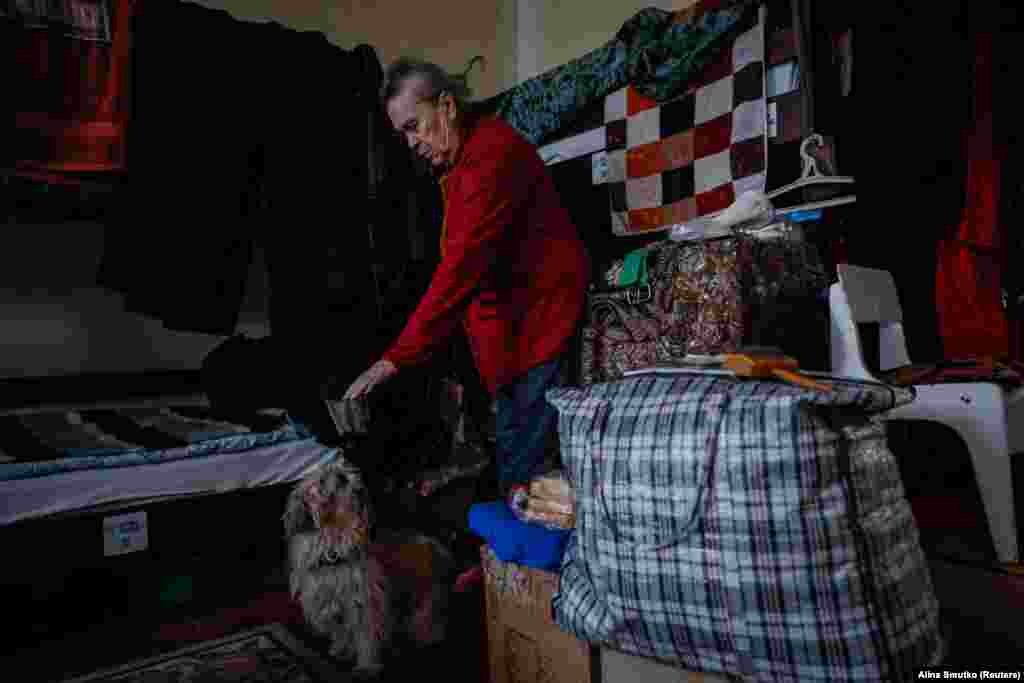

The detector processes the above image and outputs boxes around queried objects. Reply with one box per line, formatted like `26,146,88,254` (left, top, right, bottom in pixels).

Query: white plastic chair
829,263,1024,564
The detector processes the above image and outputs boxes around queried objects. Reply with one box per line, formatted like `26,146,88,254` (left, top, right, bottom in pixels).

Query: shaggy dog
283,460,454,677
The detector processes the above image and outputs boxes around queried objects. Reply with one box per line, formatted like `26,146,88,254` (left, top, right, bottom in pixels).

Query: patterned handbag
579,229,829,385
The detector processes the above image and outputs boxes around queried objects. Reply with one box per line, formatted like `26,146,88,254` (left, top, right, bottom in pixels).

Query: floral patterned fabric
478,0,759,147
580,234,828,385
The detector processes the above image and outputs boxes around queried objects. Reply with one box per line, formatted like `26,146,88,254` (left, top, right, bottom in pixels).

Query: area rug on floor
62,623,346,682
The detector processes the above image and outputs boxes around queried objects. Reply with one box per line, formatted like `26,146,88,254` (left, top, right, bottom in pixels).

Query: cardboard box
481,546,734,683
600,647,730,683
481,547,598,683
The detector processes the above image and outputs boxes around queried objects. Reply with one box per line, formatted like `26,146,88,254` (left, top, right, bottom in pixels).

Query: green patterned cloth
478,0,759,146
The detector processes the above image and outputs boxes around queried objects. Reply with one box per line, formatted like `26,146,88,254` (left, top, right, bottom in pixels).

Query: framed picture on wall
5,0,111,41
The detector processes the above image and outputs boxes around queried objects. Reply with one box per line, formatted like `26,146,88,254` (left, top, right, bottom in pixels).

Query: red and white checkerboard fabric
605,5,766,236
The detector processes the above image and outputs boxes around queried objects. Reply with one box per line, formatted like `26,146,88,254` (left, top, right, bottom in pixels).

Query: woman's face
387,79,458,169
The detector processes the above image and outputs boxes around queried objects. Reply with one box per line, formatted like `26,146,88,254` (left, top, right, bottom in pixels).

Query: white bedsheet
0,437,339,525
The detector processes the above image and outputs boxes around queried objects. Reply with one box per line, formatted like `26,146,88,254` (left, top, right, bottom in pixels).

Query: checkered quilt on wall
601,3,767,236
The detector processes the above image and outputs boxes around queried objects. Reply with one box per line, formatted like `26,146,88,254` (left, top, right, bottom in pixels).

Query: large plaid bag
547,372,945,682
580,234,828,385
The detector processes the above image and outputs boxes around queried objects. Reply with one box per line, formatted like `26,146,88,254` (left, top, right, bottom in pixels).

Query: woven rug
62,624,346,682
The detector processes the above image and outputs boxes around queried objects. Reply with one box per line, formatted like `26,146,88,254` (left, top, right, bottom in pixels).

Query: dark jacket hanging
97,0,387,351
97,0,267,336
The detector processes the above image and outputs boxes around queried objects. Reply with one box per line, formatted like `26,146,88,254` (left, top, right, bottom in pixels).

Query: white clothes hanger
668,134,857,242
765,134,856,211
774,193,857,216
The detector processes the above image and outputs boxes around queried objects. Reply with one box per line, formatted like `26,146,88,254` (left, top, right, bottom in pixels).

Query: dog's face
285,461,372,562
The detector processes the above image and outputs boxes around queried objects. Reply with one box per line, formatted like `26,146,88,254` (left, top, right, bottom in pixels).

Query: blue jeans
494,358,563,494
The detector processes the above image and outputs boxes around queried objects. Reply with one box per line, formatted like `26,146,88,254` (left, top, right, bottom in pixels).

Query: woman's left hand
343,359,399,399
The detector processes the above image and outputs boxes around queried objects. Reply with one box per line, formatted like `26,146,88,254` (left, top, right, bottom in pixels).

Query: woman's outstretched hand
343,359,399,399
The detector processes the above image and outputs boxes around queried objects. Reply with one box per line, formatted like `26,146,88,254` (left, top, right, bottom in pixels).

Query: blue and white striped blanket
547,372,944,681
0,405,307,481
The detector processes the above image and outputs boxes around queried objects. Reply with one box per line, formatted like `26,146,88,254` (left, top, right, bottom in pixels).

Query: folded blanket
468,502,571,571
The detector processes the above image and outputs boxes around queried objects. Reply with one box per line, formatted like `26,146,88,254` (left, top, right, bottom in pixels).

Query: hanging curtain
999,8,1024,363
6,0,133,178
845,1,971,363
934,0,1009,359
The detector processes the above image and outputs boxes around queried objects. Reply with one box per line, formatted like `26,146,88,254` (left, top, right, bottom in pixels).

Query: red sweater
383,115,590,395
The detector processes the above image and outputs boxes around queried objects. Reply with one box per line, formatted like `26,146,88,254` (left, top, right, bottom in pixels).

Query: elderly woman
344,58,590,506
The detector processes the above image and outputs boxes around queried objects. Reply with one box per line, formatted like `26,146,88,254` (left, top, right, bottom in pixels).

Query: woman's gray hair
380,58,473,108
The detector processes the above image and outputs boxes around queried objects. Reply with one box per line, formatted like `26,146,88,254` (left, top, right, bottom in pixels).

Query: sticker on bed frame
103,511,149,556
592,151,610,185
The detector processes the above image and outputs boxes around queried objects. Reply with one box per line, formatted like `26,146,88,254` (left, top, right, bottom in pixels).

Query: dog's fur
284,460,454,677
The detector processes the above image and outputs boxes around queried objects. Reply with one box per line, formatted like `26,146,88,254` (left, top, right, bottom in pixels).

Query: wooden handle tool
722,349,833,393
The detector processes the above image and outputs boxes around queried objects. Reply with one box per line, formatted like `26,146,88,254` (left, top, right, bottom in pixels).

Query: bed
0,399,338,525
0,370,344,646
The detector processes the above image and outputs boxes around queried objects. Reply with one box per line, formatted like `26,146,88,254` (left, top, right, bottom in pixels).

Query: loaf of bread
526,496,573,516
529,470,573,505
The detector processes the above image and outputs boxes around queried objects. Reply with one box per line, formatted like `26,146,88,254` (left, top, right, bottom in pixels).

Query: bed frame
0,371,327,649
